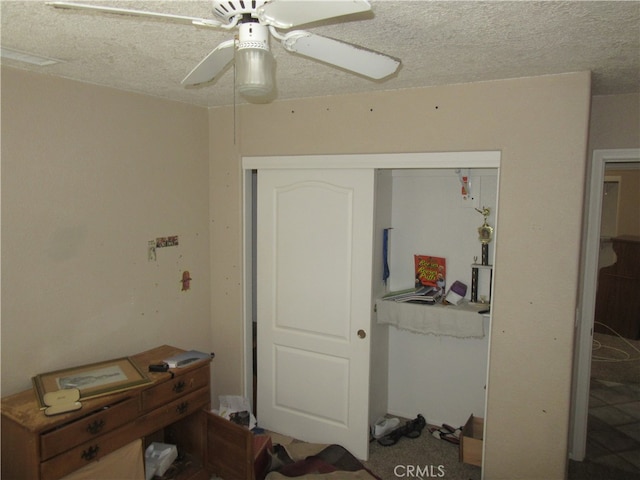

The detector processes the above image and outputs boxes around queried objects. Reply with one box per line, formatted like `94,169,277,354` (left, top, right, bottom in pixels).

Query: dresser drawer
139,387,209,434
141,364,209,411
40,396,139,460
40,422,137,480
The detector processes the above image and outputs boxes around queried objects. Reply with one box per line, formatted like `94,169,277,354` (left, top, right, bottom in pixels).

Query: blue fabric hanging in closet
383,228,391,284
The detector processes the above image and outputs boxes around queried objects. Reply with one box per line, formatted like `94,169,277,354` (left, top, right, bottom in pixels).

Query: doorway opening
570,149,640,471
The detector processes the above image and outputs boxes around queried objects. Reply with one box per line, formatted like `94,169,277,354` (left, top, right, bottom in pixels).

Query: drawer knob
86,419,105,435
176,401,189,415
172,380,186,393
81,445,100,462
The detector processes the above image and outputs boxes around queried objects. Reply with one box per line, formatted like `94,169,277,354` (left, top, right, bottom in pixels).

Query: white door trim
241,150,501,461
569,148,640,460
243,151,500,170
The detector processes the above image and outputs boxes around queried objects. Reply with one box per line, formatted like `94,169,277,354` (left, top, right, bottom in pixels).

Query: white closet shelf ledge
376,300,488,338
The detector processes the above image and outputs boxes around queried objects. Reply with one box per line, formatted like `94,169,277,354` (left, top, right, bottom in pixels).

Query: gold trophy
472,207,493,303
476,207,493,246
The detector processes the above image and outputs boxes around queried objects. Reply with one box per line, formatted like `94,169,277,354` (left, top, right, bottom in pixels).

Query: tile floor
587,379,640,474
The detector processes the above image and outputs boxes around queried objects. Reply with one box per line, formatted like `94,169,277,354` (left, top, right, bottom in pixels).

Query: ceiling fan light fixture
236,47,274,99
236,23,274,101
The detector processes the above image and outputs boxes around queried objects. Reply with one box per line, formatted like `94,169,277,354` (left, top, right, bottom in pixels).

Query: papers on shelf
382,286,443,304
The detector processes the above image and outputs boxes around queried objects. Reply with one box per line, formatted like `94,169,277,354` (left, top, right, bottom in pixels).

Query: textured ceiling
1,1,639,107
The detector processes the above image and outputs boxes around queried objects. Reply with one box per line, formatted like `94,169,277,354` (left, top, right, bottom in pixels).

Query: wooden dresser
2,345,211,480
595,235,640,339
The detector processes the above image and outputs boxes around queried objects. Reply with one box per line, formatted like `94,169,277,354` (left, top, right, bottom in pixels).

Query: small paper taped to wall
156,236,178,248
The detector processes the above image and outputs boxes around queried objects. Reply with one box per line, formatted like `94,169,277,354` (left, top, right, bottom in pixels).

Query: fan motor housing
212,0,267,24
237,23,270,51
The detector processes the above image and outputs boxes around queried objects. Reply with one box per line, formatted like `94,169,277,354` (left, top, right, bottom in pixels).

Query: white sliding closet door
256,168,375,460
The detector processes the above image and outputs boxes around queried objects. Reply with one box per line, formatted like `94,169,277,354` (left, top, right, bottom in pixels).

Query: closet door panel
256,168,375,460
273,180,351,338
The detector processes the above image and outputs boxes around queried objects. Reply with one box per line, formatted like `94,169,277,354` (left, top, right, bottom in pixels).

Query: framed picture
32,357,152,408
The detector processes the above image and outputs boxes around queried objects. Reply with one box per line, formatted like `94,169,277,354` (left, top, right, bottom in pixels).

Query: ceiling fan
47,0,401,102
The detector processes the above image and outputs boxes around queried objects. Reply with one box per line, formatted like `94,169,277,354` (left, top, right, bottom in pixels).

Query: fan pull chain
233,61,237,145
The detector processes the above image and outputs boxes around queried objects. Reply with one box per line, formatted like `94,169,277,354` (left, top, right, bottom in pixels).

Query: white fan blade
257,0,371,29
182,40,235,86
47,2,223,28
282,31,400,79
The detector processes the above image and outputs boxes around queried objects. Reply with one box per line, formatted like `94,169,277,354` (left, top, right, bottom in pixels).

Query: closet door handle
357,329,367,339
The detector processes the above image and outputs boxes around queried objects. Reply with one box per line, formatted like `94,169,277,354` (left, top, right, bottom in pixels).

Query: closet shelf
376,300,489,338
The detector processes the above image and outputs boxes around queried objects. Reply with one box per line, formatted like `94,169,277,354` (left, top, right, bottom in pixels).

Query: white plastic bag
217,395,257,430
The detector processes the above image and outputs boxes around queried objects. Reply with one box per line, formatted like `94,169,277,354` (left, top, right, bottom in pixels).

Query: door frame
569,148,640,460
241,151,501,457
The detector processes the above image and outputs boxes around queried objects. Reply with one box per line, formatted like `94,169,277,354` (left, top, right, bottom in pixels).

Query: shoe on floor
377,414,426,446
371,416,400,439
429,424,462,445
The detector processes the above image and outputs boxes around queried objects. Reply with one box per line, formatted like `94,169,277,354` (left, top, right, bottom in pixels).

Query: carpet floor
363,424,480,480
262,414,640,480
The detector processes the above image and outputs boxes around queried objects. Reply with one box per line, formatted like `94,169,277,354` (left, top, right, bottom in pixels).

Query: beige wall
2,68,596,479
589,93,640,237
208,105,244,400
210,72,592,479
605,169,640,236
589,93,640,150
1,68,211,394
